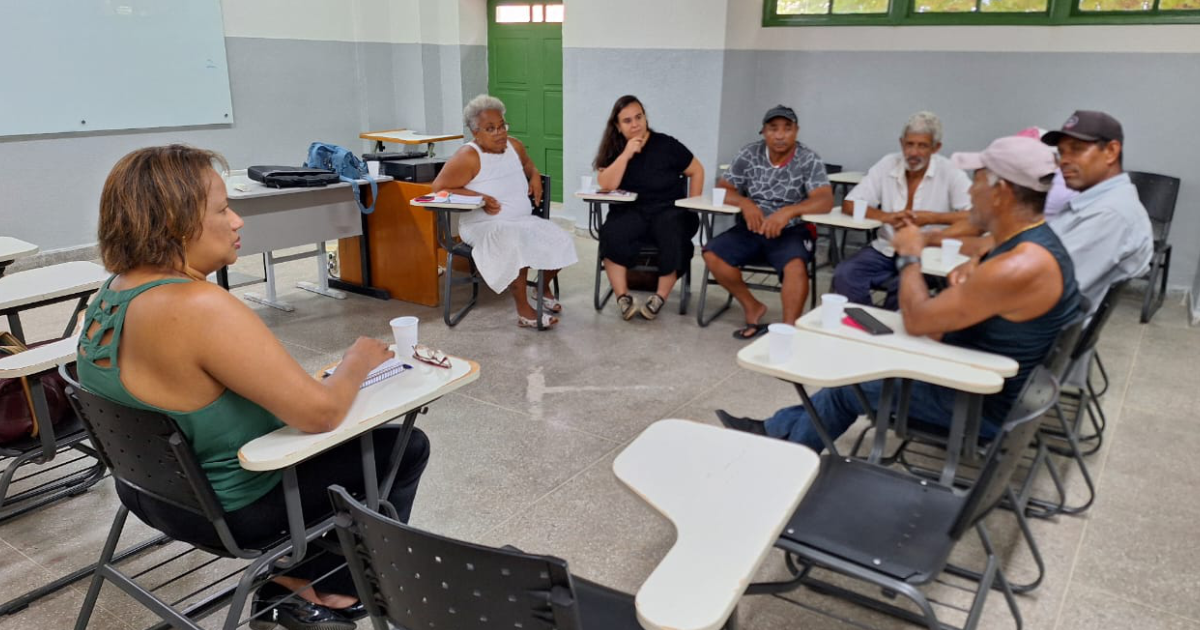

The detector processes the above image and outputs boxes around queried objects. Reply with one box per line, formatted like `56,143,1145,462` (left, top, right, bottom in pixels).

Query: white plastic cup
767,323,798,364
942,238,963,261
581,175,594,193
712,188,727,207
851,199,868,223
367,160,381,177
389,316,419,360
821,294,848,329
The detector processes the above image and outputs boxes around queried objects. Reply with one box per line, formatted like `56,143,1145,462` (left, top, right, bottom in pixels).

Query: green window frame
765,0,1200,25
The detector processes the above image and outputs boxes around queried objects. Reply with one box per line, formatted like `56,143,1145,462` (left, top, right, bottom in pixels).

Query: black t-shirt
610,132,693,206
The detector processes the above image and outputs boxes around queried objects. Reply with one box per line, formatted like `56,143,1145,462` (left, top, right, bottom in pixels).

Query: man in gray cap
1039,110,1153,310
702,105,834,339
717,136,1081,452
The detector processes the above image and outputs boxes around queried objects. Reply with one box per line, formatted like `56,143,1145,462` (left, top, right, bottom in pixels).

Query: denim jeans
830,246,899,310
764,379,995,453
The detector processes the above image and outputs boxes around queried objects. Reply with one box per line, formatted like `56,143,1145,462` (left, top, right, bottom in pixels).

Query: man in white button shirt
831,111,972,308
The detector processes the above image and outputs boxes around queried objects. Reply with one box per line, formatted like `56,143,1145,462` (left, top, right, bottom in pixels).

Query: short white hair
463,94,506,133
902,111,943,145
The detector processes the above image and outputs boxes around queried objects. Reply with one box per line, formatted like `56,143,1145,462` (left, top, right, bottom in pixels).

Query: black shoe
331,600,368,622
716,409,768,436
249,582,357,630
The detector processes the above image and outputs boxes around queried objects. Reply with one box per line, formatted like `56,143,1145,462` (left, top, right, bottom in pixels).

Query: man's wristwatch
895,254,921,272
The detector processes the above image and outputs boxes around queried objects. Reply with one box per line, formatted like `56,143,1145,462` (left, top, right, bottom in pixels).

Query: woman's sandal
528,288,563,313
518,312,559,329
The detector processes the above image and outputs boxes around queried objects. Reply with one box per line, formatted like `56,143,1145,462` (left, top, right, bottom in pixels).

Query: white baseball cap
952,136,1058,192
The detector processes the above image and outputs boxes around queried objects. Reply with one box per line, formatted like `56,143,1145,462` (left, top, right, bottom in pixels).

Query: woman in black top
594,95,704,320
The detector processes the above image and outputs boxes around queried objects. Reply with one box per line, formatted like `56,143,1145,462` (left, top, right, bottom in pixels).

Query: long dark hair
592,95,652,171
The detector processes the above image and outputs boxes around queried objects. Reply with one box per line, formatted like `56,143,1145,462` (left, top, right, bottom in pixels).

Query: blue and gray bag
304,142,378,214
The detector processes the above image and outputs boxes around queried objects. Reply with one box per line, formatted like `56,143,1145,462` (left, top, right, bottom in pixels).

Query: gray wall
0,37,482,257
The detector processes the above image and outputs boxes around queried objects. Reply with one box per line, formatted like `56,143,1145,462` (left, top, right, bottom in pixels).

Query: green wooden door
487,1,563,202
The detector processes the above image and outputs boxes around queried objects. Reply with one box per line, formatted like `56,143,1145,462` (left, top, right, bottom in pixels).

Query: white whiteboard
0,0,234,137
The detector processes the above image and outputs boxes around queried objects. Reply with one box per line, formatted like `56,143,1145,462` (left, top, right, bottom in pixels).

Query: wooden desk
359,129,464,156
614,419,819,630
240,357,479,471
0,237,38,278
921,246,969,278
795,304,1018,376
0,261,108,343
225,171,394,310
338,181,443,307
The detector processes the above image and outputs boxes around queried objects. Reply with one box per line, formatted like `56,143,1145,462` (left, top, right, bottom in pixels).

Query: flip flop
733,323,770,340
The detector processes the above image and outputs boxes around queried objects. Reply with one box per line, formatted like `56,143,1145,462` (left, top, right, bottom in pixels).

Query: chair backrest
1042,303,1088,380
950,365,1060,538
825,163,843,176
1127,171,1180,241
1071,279,1129,361
531,173,553,220
330,486,585,630
64,385,227,525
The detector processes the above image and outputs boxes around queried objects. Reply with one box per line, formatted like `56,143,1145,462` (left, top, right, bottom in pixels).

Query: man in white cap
717,136,1082,452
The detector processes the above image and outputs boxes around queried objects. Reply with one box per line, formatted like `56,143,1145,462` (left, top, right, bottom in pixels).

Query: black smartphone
844,307,894,335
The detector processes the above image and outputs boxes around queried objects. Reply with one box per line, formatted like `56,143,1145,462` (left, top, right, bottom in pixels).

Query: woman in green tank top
79,145,431,630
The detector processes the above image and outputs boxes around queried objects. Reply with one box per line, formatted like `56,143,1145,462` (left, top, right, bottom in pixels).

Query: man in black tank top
718,136,1080,453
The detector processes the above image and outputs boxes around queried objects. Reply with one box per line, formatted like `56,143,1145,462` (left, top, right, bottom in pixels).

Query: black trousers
600,204,700,277
116,426,430,596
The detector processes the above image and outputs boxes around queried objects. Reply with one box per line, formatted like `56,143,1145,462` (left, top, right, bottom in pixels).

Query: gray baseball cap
761,105,798,127
952,136,1058,192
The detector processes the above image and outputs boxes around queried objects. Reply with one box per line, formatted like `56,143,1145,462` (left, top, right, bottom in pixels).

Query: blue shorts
703,222,814,275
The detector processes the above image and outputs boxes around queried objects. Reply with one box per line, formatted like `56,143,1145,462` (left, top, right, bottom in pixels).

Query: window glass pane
496,5,531,22
833,0,889,13
980,0,1048,11
914,0,977,12
777,0,833,14
546,4,565,21
1077,0,1151,9
532,4,544,21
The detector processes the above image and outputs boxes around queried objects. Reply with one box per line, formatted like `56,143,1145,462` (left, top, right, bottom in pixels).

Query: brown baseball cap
1042,110,1124,145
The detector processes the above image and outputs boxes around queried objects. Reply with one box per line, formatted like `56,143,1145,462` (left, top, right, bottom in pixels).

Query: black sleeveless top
943,223,1081,423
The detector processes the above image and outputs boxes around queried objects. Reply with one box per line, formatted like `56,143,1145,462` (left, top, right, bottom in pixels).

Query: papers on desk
324,358,412,389
415,191,483,205
594,189,635,199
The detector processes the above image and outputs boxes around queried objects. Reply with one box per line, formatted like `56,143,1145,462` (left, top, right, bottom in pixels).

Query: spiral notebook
323,358,413,389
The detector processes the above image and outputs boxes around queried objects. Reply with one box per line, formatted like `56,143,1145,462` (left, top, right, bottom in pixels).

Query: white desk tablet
674,195,740,215
0,262,108,311
614,419,819,630
921,246,970,277
795,304,1018,377
801,211,883,230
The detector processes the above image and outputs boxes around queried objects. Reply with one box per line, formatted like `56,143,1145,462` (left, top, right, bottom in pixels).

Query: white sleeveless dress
458,141,577,293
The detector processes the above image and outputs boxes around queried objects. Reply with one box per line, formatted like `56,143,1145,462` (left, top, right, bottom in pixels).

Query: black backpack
247,165,340,188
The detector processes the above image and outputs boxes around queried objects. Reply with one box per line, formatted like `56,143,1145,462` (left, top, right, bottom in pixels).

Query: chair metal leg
594,257,612,311
1141,247,1169,323
442,252,480,327
1090,351,1110,399
696,265,734,327
76,507,133,630
678,265,692,315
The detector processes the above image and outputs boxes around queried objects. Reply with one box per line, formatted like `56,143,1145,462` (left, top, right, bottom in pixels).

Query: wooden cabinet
337,181,441,306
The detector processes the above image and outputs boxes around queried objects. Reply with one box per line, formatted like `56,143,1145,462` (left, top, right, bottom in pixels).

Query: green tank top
76,277,284,512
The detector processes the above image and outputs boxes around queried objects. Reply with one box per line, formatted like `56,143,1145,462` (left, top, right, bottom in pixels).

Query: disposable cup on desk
712,188,727,207
851,199,868,223
581,175,595,193
942,238,963,260
767,323,797,364
820,294,848,329
390,316,418,360
367,160,381,177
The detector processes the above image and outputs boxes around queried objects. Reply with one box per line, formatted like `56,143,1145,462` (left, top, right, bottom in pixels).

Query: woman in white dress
431,94,578,329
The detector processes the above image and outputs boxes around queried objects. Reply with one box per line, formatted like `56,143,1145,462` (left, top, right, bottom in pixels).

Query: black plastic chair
589,176,692,315
329,486,644,630
429,174,560,328
747,366,1060,630
65,383,342,630
0,363,105,524
1127,171,1179,323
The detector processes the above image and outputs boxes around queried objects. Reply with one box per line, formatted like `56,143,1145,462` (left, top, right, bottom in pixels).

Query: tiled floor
2,231,1198,629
